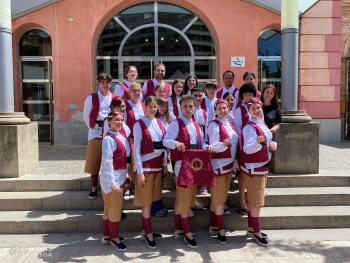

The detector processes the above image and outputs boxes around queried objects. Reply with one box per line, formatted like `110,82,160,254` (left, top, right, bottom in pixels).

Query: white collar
109,130,119,136
124,80,131,87
249,117,263,124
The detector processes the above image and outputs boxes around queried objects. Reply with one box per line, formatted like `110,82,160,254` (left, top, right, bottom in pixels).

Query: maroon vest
105,132,128,170
240,106,250,128
125,101,145,137
210,120,235,159
119,82,130,101
173,98,180,119
241,121,269,164
200,99,207,112
145,80,171,98
89,93,117,129
137,118,166,156
170,118,201,162
236,90,261,110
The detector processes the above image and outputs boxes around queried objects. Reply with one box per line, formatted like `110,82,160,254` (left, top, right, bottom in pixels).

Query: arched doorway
257,29,281,98
19,29,53,143
96,1,217,91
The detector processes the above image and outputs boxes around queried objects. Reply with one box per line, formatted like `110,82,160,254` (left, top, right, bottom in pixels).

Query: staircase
0,171,349,234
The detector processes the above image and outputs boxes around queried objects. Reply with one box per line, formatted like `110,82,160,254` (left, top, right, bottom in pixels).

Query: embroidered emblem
191,158,203,171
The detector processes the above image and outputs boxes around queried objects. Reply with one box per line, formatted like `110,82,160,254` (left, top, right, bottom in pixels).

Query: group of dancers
83,63,282,251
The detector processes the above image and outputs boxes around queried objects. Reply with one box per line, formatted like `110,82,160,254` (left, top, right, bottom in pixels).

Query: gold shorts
175,177,197,214
84,138,102,174
133,172,162,206
209,172,232,205
102,187,124,222
243,172,267,208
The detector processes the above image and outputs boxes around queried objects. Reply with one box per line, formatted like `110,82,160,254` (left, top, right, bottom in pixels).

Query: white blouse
124,100,145,124
167,96,182,122
114,80,143,102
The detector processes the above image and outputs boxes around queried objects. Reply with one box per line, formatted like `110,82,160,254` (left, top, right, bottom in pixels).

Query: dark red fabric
89,93,117,129
174,214,182,231
125,101,145,137
201,99,207,112
137,118,166,156
215,214,224,230
108,221,119,238
241,122,269,164
142,217,152,235
170,119,201,162
210,210,216,227
214,163,234,177
91,173,98,187
191,109,207,132
177,149,216,188
173,99,180,119
142,154,164,174
145,80,171,98
119,82,130,101
251,216,260,233
105,132,128,170
210,120,235,160
240,106,250,128
216,88,223,99
180,217,191,234
103,219,110,236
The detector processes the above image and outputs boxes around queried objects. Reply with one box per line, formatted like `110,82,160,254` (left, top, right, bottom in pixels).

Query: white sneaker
123,195,130,201
188,208,194,218
192,203,203,210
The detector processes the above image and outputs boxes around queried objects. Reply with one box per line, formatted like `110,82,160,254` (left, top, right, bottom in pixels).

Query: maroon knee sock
251,216,261,233
142,217,152,235
248,211,253,228
91,174,98,188
215,214,224,231
210,210,216,228
108,221,119,239
180,217,192,234
174,214,182,231
103,219,110,236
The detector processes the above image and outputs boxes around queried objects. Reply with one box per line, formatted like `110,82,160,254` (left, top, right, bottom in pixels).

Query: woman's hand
223,138,232,148
268,143,277,152
207,145,215,153
257,136,265,144
111,184,122,195
175,142,186,152
138,173,146,187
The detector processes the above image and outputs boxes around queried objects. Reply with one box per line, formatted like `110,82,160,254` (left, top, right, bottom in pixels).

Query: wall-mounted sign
231,57,245,67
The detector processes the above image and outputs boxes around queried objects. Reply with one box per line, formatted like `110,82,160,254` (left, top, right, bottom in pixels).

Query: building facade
10,0,342,144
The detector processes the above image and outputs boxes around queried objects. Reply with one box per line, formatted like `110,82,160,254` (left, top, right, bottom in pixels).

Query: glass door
258,57,281,101
21,57,53,144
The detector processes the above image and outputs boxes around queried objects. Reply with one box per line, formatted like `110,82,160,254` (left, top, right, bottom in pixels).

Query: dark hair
222,70,234,80
124,65,138,80
190,86,203,95
96,73,112,82
154,84,164,92
243,71,256,80
109,96,124,109
205,81,218,90
155,97,170,123
154,63,166,71
223,92,234,99
171,79,184,107
179,95,195,106
261,84,282,113
145,96,157,107
183,75,198,94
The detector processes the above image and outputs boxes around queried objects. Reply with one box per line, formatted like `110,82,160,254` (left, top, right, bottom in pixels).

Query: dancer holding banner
241,99,277,247
207,100,238,244
163,95,215,249
133,96,168,250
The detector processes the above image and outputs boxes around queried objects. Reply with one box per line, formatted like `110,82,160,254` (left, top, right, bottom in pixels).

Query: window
96,2,217,87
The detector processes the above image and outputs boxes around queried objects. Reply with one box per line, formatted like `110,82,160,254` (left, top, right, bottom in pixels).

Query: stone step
1,170,350,192
1,187,350,211
0,206,349,234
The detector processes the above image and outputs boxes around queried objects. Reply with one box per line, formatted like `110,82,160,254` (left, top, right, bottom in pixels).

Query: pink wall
11,0,280,122
299,0,342,119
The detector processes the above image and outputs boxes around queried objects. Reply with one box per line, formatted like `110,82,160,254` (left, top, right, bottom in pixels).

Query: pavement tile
0,248,28,263
84,245,142,262
197,243,255,261
298,241,350,259
277,260,338,263
247,242,312,260
334,259,350,263
139,244,199,262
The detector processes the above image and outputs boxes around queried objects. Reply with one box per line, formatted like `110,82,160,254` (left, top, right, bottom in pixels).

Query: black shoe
184,235,197,249
140,233,162,240
88,190,97,200
144,235,157,250
218,232,226,245
253,234,269,247
236,206,248,215
246,230,268,239
121,212,126,220
110,239,127,251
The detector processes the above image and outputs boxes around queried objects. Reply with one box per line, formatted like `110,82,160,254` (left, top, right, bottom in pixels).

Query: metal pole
0,0,14,113
281,0,299,111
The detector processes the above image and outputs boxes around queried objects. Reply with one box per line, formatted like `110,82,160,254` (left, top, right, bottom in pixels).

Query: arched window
19,29,53,143
96,1,217,91
257,29,281,98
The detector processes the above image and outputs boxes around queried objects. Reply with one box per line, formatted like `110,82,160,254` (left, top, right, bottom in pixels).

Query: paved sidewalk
1,229,350,262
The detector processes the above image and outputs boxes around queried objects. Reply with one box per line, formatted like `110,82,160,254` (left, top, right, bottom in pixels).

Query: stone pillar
0,0,39,178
